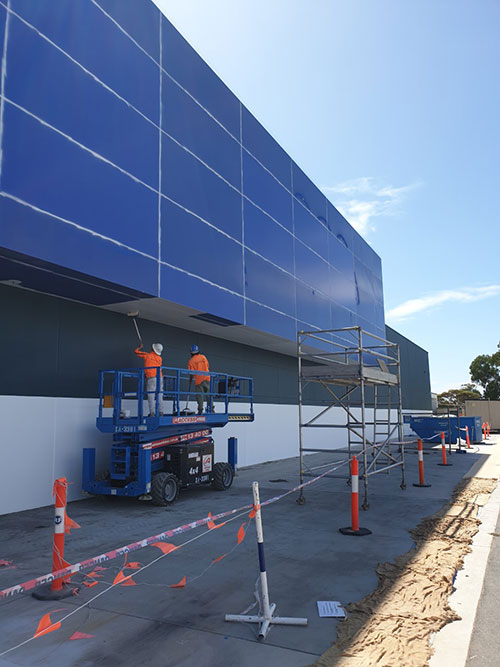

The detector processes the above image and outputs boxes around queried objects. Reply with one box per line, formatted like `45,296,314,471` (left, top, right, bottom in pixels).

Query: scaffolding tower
297,326,405,510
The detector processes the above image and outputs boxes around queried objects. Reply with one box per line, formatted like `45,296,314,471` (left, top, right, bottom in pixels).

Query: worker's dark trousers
195,381,211,413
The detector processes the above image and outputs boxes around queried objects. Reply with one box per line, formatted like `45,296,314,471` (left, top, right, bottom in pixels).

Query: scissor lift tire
212,462,233,491
152,472,180,506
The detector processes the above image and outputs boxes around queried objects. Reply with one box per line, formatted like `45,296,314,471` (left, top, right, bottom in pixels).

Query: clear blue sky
154,0,500,394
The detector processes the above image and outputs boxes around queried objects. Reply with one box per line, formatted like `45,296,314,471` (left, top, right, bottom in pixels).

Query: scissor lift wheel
212,462,233,490
152,472,180,506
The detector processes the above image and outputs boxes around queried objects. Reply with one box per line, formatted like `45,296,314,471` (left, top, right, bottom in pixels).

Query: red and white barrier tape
0,455,355,602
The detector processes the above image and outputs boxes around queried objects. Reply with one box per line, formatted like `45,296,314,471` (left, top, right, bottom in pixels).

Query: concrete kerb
430,435,500,667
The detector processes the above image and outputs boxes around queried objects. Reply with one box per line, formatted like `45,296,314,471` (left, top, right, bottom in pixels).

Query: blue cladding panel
163,75,240,189
2,104,158,256
292,163,327,222
161,199,243,294
242,107,291,190
246,301,296,341
162,135,242,241
6,17,158,189
293,199,328,260
160,264,244,324
95,0,160,61
161,16,239,137
243,152,292,232
296,283,330,330
327,201,354,250
295,242,329,294
10,0,159,122
330,266,357,312
331,303,355,330
0,195,157,295
0,5,5,58
244,200,294,274
244,251,295,316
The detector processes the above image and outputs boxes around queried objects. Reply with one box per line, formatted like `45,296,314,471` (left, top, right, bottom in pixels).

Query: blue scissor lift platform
83,366,254,505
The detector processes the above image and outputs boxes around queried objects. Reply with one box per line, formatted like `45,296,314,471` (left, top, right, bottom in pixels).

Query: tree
470,349,500,400
438,383,482,410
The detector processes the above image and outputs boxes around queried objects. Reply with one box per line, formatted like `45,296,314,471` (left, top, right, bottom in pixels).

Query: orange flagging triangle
249,508,256,519
212,553,227,564
237,523,246,544
34,612,62,638
170,576,186,588
125,562,141,570
207,512,227,530
82,580,98,589
151,542,178,555
69,631,95,640
113,570,136,586
64,513,81,534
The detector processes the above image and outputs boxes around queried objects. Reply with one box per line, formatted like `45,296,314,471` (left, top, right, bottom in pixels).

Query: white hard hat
152,343,163,355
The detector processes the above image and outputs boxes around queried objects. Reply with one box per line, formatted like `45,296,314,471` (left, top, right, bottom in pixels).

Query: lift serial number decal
172,416,207,424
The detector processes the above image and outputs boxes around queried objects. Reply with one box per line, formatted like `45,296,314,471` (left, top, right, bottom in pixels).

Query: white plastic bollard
225,481,308,639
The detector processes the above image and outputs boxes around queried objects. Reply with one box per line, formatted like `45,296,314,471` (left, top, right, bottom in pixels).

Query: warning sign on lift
202,454,212,473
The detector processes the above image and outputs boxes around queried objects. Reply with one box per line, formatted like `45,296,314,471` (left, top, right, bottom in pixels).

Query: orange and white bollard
33,478,79,600
438,432,452,466
413,439,431,487
465,426,471,449
340,456,372,536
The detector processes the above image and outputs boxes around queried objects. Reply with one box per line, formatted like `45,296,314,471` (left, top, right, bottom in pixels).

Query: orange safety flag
34,611,63,638
64,512,81,535
151,542,178,555
69,632,95,640
112,570,136,586
170,576,186,588
125,562,142,570
249,508,257,519
94,566,107,572
85,571,103,579
212,554,227,564
207,512,227,531
237,523,246,545
82,580,98,589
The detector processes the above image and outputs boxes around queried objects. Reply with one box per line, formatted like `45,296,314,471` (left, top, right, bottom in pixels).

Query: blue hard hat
191,344,199,354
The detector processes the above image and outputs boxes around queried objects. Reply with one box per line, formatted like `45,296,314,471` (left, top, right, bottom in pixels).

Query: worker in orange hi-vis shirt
135,343,164,417
187,344,212,415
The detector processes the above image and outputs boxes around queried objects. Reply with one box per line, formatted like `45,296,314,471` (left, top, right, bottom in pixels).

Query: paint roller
127,311,143,346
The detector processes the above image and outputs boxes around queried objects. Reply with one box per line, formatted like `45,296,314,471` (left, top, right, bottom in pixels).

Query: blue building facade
0,0,385,344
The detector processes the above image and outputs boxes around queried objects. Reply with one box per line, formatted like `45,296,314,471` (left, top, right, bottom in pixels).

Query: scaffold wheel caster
362,502,369,511
346,478,351,486
401,483,407,490
296,495,306,505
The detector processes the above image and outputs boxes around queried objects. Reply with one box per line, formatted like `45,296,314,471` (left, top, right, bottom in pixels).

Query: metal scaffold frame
297,326,406,510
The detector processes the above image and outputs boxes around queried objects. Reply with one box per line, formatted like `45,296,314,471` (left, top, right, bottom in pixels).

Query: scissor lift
83,366,254,505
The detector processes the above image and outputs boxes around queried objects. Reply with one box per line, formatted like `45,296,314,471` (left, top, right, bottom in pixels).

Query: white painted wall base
0,396,406,515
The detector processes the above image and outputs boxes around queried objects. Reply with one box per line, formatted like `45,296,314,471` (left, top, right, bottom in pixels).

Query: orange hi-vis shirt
135,347,162,379
187,353,210,385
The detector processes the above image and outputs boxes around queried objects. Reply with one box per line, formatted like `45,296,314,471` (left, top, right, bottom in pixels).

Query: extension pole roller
224,481,308,639
340,456,371,536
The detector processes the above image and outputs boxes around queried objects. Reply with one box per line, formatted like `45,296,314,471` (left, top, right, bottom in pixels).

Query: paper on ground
317,601,345,617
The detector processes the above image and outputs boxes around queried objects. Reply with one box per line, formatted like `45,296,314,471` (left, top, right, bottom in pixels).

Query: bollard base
225,603,308,640
339,526,372,536
438,463,452,466
32,582,79,601
455,450,467,455
413,483,432,487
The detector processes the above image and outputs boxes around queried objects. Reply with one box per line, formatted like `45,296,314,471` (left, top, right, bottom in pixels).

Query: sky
154,0,500,394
